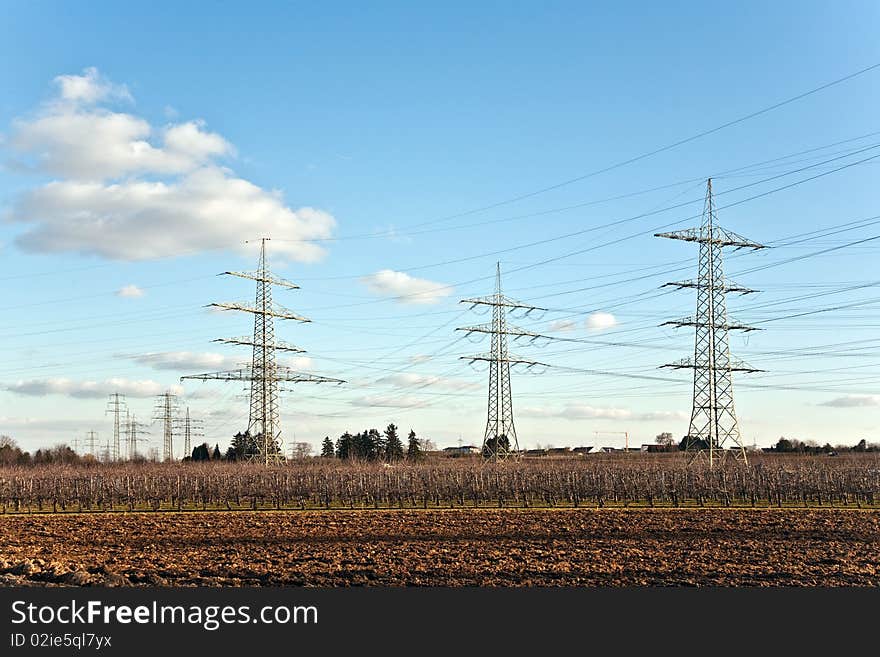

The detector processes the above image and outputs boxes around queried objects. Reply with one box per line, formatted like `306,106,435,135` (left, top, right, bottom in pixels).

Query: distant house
572,446,593,454
642,444,676,453
546,447,572,455
443,445,480,456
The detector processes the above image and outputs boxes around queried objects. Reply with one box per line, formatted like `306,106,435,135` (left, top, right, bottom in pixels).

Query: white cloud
360,270,452,305
549,319,577,332
378,373,479,391
0,416,92,431
586,312,618,331
126,351,312,373
634,410,689,422
282,356,313,370
350,394,429,409
116,284,144,298
128,351,233,371
820,395,880,408
408,354,433,364
5,377,183,399
53,67,132,105
3,68,335,262
520,404,686,422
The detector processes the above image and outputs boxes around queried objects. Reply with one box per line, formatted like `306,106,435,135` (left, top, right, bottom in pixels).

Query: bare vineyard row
1,456,879,512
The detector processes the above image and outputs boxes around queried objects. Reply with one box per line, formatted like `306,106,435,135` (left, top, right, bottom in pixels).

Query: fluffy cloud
360,270,452,305
3,67,335,262
116,284,144,298
585,312,618,331
350,394,429,409
408,354,433,364
5,377,183,399
520,404,686,422
378,373,479,390
53,66,132,105
819,395,880,408
128,351,233,371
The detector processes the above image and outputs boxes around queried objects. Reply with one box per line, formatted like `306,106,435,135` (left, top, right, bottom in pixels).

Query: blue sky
1,1,880,455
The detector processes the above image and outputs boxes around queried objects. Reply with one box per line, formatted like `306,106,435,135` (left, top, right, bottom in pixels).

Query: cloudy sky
2,2,880,456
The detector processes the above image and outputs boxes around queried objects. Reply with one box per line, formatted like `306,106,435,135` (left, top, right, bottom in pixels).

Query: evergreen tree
482,434,511,459
230,431,257,461
384,423,404,461
406,429,422,461
212,444,222,460
336,432,353,460
192,443,211,461
321,436,335,458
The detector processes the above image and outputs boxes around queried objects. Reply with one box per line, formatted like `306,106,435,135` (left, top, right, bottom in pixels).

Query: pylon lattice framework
124,411,150,461
152,391,179,462
176,406,204,458
105,393,127,461
182,238,344,465
655,179,765,467
458,263,550,460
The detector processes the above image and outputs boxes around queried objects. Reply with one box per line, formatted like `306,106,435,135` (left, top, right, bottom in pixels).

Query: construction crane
594,431,630,452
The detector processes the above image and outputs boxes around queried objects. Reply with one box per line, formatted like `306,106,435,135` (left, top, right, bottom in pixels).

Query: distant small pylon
458,262,550,460
152,391,180,462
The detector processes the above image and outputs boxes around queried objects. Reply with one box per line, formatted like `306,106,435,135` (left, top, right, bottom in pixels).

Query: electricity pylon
152,391,180,462
124,411,150,461
182,238,344,465
104,393,127,461
459,262,549,460
176,406,204,459
85,431,99,457
656,179,765,467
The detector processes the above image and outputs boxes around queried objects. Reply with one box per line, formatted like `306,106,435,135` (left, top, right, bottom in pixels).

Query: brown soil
1,508,878,586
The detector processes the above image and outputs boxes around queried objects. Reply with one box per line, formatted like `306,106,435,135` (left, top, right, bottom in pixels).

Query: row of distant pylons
78,392,202,461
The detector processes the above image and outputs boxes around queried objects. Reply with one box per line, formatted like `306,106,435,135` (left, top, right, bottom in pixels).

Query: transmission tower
655,179,765,467
85,431,99,457
175,406,204,459
458,262,550,460
181,238,344,465
104,393,127,461
152,391,180,462
124,411,150,461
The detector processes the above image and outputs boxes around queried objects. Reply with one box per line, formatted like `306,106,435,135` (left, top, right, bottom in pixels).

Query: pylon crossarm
655,226,765,249
181,368,251,382
221,271,301,289
209,302,311,322
661,316,762,331
461,355,549,368
273,367,346,384
662,279,758,294
661,357,764,373
459,296,547,313
213,337,306,353
456,324,548,341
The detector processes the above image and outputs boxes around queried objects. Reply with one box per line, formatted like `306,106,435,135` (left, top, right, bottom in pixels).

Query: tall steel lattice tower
104,393,126,461
656,179,765,467
125,411,150,461
152,391,179,462
459,263,549,460
177,406,203,458
85,430,99,458
182,238,344,465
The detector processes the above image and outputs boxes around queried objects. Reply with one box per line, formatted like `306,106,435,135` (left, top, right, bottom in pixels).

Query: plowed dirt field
1,508,878,586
